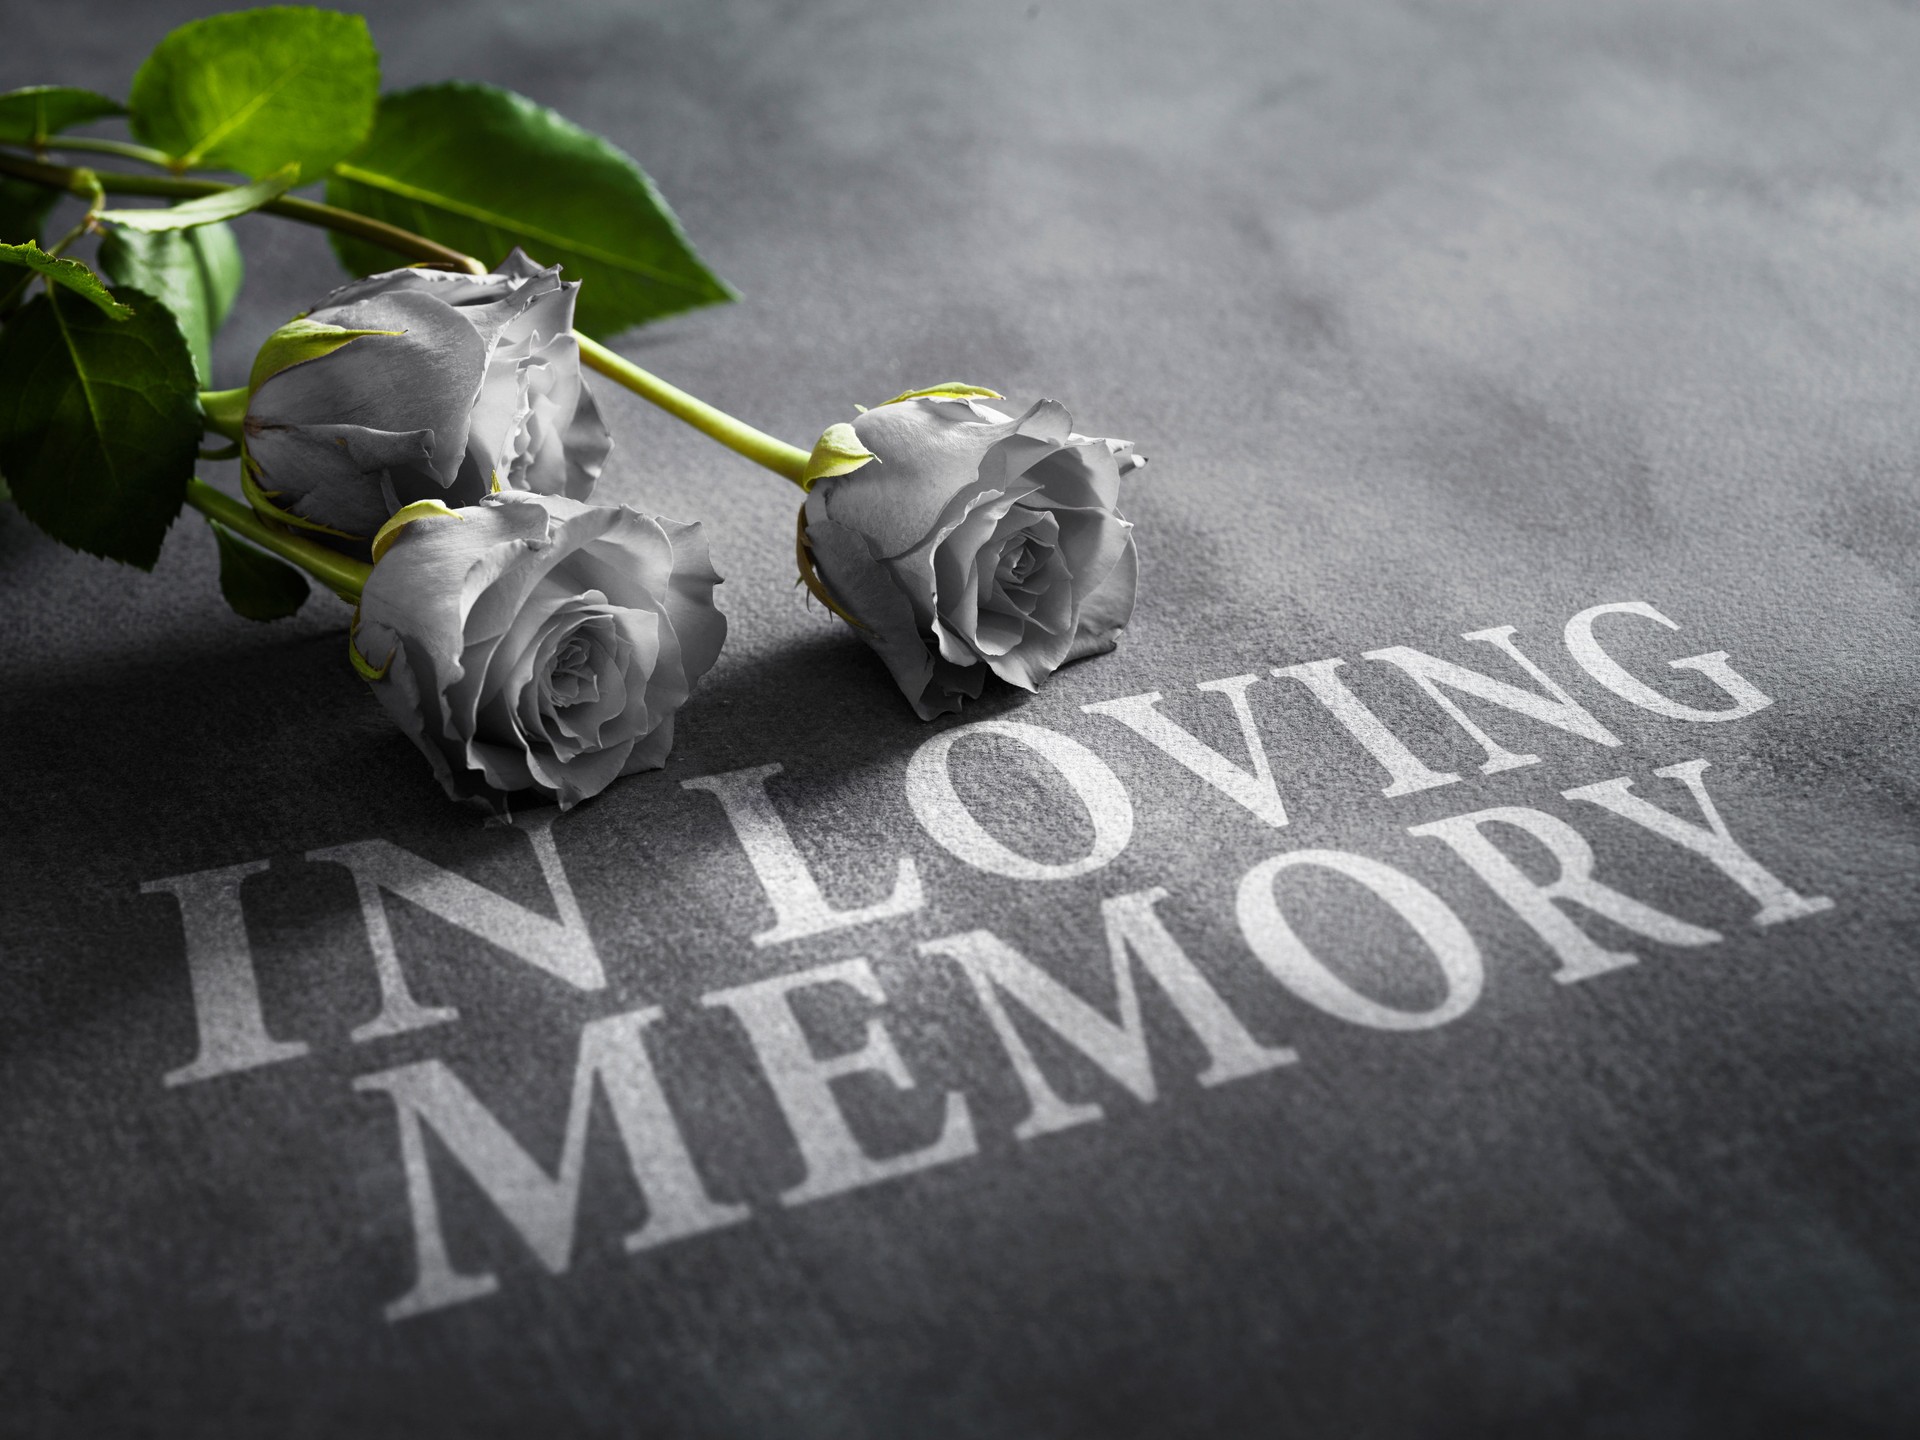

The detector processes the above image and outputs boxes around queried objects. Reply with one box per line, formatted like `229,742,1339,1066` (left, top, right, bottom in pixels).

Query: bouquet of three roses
0,6,1147,813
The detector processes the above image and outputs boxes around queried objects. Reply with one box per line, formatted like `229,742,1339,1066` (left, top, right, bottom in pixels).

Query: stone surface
3,0,1918,1434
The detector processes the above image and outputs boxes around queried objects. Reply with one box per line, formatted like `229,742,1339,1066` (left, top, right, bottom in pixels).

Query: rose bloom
801,394,1146,718
350,492,725,811
243,250,610,544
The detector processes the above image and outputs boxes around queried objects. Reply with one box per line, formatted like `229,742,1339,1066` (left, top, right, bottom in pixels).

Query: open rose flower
349,491,725,811
242,250,610,545
800,390,1146,718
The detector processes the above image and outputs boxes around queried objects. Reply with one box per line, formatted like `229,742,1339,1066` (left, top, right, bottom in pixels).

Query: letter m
356,1007,746,1322
919,888,1295,1140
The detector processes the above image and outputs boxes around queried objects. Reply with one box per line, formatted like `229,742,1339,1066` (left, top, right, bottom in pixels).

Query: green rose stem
0,150,482,276
0,148,817,485
574,336,808,485
199,385,248,443
183,476,370,602
0,151,814,483
31,135,175,169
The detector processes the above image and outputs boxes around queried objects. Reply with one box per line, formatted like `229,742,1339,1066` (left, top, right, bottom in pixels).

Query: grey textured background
3,0,1919,1435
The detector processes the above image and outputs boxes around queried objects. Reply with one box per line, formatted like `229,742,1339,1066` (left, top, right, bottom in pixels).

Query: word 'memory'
140,600,1831,1320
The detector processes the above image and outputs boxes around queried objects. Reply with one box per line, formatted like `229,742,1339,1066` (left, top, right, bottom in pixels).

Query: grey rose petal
561,363,612,501
981,547,1077,690
804,511,952,719
633,603,691,733
1046,505,1132,613
247,254,605,550
825,398,1033,557
497,274,577,351
461,499,613,649
356,477,719,812
497,335,604,500
508,600,653,756
252,290,489,489
1023,436,1126,516
317,263,519,315
319,252,570,353
1065,533,1140,663
884,473,1046,658
527,608,645,756
458,569,581,751
937,501,1050,662
461,719,540,797
970,507,1069,664
505,600,594,749
528,737,634,811
561,623,641,751
357,499,549,679
491,247,551,283
804,391,1150,718
460,336,535,495
633,515,727,688
460,502,703,786
927,487,1028,664
487,507,711,742
1011,398,1073,445
1085,433,1146,476
245,422,435,538
622,713,677,774
359,628,472,805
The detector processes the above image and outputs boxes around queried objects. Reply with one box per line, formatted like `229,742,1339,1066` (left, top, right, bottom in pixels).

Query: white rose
801,393,1145,718
350,491,725,810
243,250,610,544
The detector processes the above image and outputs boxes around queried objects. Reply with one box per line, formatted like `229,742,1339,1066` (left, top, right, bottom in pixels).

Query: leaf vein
332,163,715,294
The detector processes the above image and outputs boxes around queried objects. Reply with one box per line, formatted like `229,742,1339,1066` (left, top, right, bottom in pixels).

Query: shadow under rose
0,610,1050,938
679,620,1041,776
0,611,1076,1109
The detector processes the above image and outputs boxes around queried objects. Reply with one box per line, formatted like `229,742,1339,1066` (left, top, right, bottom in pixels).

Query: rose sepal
800,422,877,492
795,506,868,629
371,497,465,563
246,316,401,392
873,381,1004,408
349,500,470,681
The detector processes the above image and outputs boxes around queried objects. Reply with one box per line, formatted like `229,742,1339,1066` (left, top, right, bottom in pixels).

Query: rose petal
1065,533,1140,663
804,507,984,720
257,290,489,489
245,422,434,538
823,398,1034,557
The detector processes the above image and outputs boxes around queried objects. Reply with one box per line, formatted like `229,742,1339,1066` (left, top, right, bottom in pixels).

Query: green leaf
128,7,379,181
0,286,202,567
99,222,243,383
0,178,54,246
0,243,134,319
97,164,298,233
0,86,126,145
327,83,734,337
210,519,309,620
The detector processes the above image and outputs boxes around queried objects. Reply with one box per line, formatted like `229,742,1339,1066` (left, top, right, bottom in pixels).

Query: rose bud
349,492,726,811
241,250,611,546
798,388,1146,719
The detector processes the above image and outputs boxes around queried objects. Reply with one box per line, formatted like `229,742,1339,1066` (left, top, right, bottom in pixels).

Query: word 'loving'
143,600,1834,1320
